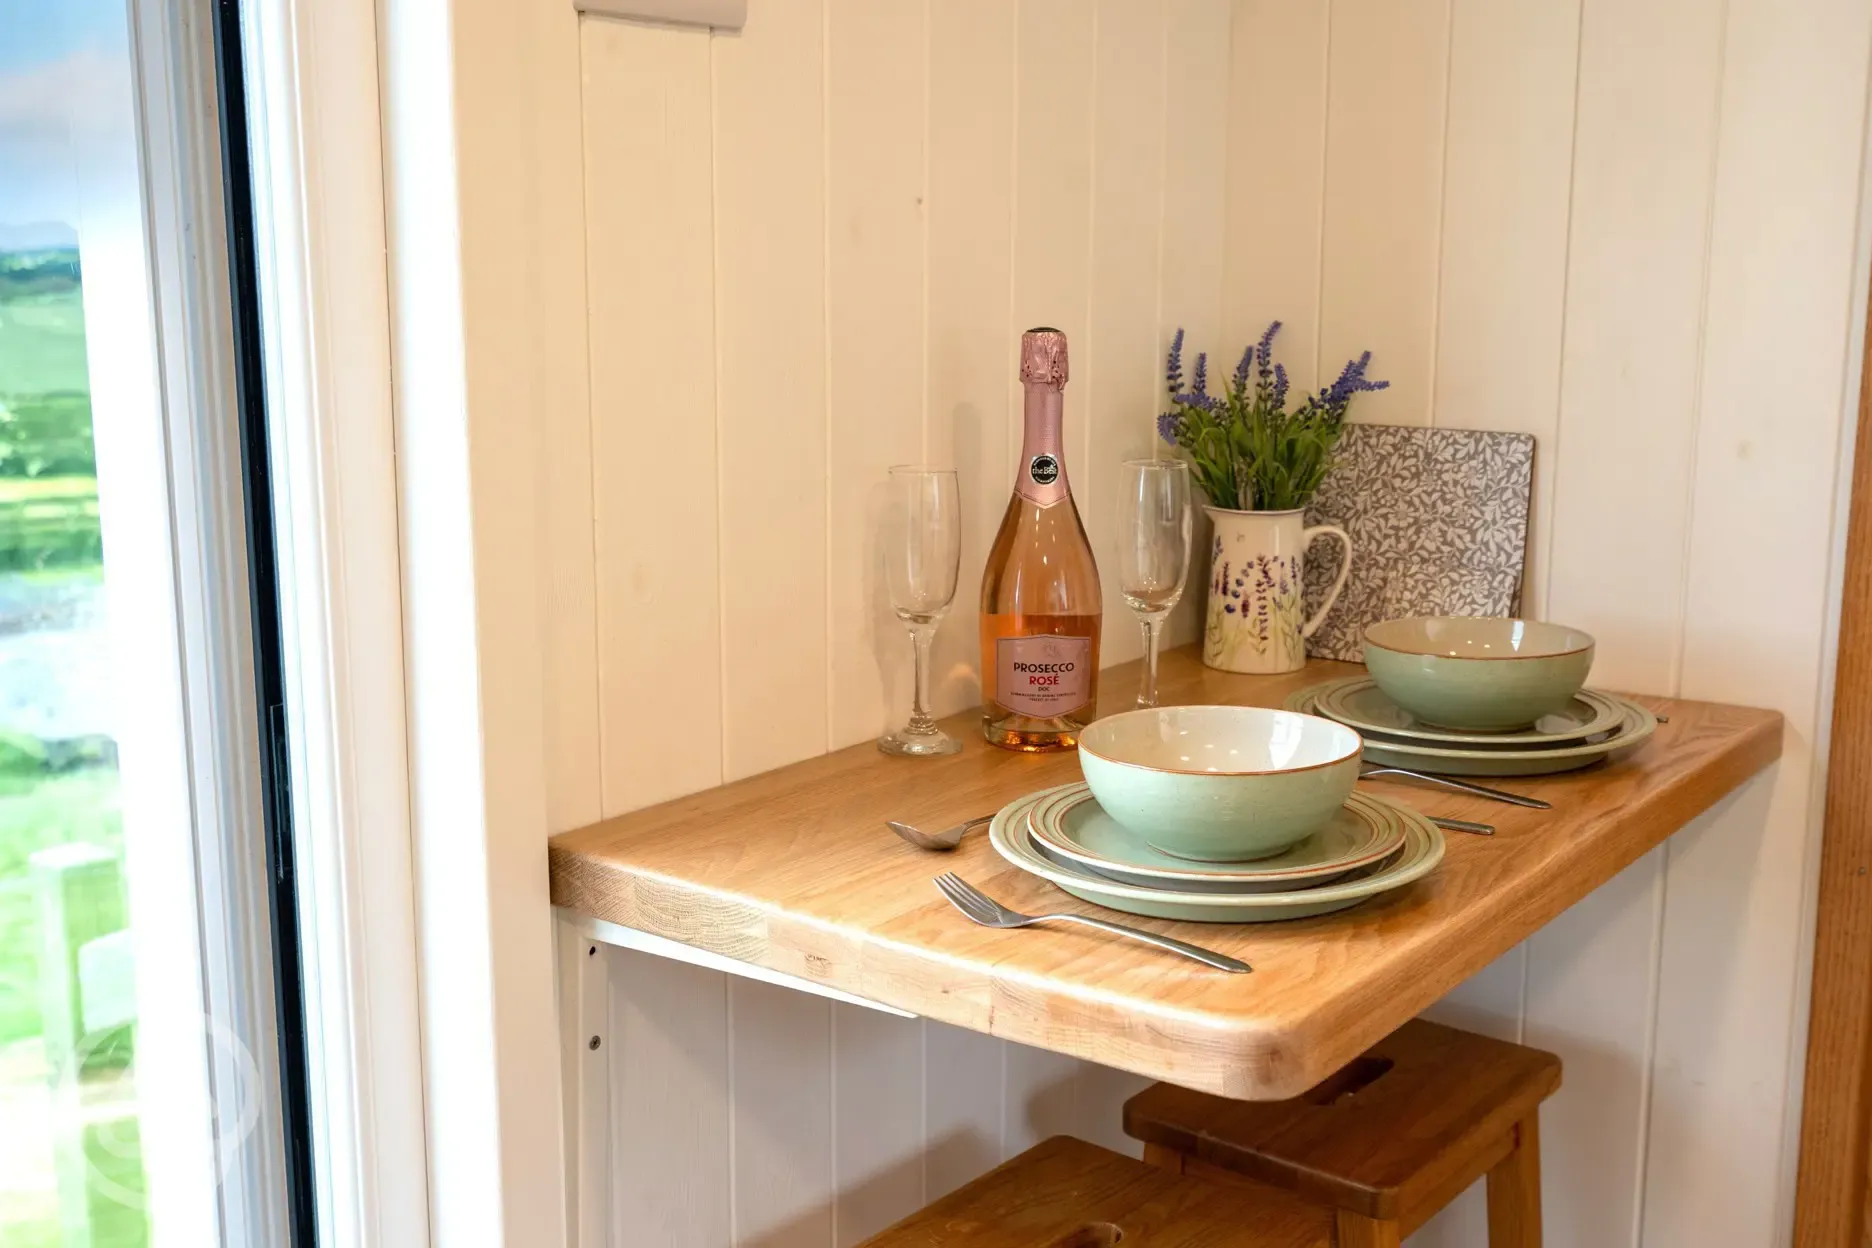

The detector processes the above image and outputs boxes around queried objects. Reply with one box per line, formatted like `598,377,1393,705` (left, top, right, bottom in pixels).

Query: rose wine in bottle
979,327,1103,751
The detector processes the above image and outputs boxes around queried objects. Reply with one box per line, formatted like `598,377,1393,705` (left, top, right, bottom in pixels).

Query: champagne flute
1117,458,1192,708
879,466,964,757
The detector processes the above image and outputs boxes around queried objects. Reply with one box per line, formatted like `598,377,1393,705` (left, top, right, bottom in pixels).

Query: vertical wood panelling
1414,17,1578,1229
1012,0,1096,490
1002,1041,1084,1156
1649,0,1872,1239
925,0,1017,718
922,1021,1005,1200
1316,0,1450,424
731,980,835,1247
1220,0,1330,392
1524,852,1668,1248
536,0,602,835
1430,0,1580,619
1157,0,1232,649
713,0,831,781
833,1006,926,1245
1086,0,1170,666
1523,6,1731,1234
1645,784,1789,1245
580,19,723,813
609,952,731,1244
1544,0,1727,690
826,0,930,749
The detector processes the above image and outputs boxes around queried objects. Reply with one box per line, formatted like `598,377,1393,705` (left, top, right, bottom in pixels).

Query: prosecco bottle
978,328,1103,751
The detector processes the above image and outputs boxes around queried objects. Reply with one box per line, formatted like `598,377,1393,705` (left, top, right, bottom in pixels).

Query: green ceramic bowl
1076,706,1362,862
1363,616,1596,731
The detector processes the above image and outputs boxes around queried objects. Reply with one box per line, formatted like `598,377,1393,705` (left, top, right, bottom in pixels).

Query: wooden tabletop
549,648,1783,1100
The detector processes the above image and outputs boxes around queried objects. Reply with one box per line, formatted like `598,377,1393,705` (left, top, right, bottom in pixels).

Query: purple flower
1320,350,1390,412
1232,345,1254,393
1255,321,1282,384
1192,352,1210,398
1165,328,1186,392
1173,390,1224,415
1272,362,1289,410
1224,603,1236,614
1157,411,1181,445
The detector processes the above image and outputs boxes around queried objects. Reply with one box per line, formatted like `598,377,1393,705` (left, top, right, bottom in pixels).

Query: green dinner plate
988,787,1445,923
1314,677,1625,747
1287,685,1658,777
1025,783,1404,893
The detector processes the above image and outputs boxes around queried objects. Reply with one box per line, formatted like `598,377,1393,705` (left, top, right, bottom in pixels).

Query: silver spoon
888,814,994,851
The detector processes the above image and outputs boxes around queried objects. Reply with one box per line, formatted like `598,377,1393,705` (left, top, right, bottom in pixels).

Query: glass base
877,724,963,757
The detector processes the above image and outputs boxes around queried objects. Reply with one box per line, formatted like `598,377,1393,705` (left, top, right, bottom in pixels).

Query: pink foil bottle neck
1020,327,1069,387
1017,328,1070,506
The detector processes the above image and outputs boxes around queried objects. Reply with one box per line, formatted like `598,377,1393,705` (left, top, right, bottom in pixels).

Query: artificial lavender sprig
1255,321,1282,386
1155,324,1387,512
1318,350,1390,416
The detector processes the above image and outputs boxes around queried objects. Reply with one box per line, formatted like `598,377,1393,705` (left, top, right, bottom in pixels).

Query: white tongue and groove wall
533,0,1872,1243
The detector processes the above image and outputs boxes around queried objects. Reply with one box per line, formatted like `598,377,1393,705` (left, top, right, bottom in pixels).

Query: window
0,1,303,1242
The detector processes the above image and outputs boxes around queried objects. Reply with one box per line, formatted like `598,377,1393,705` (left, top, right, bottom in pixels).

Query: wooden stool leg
1141,1143,1185,1174
1334,1211,1402,1248
1485,1116,1543,1248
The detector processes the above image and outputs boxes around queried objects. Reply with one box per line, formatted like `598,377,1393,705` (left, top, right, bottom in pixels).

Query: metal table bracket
563,909,917,1019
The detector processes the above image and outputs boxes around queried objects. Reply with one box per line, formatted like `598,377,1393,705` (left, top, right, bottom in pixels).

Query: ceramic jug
1203,507,1352,674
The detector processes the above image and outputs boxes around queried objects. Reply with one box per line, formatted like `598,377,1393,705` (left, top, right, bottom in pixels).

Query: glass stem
1138,614,1164,708
908,623,938,732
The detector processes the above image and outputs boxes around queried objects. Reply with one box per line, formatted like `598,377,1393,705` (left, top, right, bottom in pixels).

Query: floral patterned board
1301,424,1535,663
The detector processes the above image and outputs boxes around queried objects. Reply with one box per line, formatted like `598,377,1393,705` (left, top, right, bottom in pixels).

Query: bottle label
995,636,1093,718
1028,454,1061,487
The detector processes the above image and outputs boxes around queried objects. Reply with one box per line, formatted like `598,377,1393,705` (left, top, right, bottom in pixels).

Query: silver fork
932,872,1252,973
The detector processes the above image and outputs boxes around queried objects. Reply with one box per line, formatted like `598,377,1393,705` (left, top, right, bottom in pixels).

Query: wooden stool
1124,1019,1562,1248
857,1135,1333,1247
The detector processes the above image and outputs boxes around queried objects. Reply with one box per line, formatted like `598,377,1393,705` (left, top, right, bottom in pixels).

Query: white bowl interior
1079,705,1360,775
1365,616,1594,661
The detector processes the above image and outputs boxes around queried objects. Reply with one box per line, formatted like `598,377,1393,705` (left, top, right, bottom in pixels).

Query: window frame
230,0,435,1241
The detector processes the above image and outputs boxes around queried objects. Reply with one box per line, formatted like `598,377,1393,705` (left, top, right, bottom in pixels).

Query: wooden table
549,649,1782,1100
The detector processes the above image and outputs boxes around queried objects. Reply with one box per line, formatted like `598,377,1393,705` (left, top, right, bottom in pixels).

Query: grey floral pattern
1301,424,1535,662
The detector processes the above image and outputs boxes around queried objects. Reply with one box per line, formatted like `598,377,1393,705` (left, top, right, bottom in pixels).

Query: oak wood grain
854,1136,1331,1248
1486,1118,1543,1248
1121,1019,1560,1227
549,647,1782,1101
1793,259,1872,1248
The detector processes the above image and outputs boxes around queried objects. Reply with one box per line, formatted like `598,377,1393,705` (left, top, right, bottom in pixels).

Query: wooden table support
550,648,1782,1101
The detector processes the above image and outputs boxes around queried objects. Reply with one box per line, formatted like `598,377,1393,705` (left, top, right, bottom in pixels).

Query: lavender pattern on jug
1205,543,1304,670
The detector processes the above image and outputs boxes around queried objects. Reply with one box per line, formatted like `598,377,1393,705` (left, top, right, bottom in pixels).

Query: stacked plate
1286,677,1658,777
988,782,1444,923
